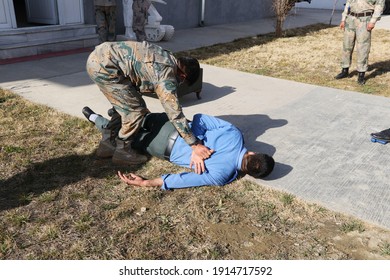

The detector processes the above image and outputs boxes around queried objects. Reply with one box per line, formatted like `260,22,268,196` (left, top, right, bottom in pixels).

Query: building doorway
13,0,57,27
14,0,59,27
0,0,84,30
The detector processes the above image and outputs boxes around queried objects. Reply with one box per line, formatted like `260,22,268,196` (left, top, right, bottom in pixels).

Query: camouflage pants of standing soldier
95,5,117,42
341,15,372,72
132,0,151,41
86,45,150,141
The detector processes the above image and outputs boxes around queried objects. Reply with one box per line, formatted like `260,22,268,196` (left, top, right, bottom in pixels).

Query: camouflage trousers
86,46,150,141
341,15,372,72
95,5,117,42
132,0,151,41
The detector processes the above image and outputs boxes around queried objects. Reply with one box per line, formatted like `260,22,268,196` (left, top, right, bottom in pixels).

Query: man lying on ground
83,107,275,190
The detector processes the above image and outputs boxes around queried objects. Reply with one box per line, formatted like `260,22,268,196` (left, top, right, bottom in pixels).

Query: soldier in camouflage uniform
94,0,117,42
132,0,151,41
335,0,385,85
86,41,212,166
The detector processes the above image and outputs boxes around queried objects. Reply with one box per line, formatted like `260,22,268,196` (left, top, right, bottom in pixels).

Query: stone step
0,24,97,45
0,24,99,60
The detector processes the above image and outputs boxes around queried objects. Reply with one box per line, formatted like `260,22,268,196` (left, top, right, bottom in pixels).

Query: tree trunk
275,18,284,37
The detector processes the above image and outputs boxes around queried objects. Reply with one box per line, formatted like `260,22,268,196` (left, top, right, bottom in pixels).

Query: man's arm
370,0,385,24
341,0,351,22
118,171,163,188
117,170,226,190
154,80,200,144
367,0,385,30
190,113,235,139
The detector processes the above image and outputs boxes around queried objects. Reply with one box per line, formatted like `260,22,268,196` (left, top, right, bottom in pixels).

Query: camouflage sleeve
341,0,351,22
371,0,385,24
154,80,198,146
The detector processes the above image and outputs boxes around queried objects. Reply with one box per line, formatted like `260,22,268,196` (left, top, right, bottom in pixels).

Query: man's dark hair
178,56,200,86
246,153,275,178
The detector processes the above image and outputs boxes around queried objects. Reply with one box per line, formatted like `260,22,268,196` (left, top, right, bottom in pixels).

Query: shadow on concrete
262,162,293,181
0,151,144,211
217,114,293,180
0,52,91,86
180,82,236,105
144,81,236,105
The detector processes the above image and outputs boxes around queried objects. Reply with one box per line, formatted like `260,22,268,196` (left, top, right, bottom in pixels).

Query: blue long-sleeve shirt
161,114,247,190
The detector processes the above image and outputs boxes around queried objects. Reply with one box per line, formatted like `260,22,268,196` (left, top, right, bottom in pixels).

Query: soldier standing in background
132,0,151,41
94,0,117,42
86,41,213,166
334,0,385,85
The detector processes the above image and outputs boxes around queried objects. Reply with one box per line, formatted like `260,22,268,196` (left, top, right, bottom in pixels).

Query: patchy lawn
1,88,390,260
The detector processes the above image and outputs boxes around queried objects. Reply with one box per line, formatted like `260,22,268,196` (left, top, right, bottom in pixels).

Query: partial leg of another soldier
335,16,356,79
132,0,151,41
107,6,117,42
86,47,149,165
95,6,108,42
355,17,372,85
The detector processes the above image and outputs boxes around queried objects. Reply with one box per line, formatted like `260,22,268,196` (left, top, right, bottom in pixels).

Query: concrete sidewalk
1,9,390,230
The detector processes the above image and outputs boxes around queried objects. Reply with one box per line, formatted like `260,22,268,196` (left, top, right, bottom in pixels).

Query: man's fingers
197,162,205,174
205,149,215,157
118,171,136,184
195,163,202,174
118,171,125,180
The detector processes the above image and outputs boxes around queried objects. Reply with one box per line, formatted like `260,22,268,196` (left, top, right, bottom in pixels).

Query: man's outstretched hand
117,171,163,188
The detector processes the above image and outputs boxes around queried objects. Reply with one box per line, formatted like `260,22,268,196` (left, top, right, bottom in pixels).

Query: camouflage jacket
94,0,116,6
98,41,197,145
342,0,385,23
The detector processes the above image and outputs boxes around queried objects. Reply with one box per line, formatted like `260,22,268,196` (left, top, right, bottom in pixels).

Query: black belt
348,11,373,18
164,130,179,160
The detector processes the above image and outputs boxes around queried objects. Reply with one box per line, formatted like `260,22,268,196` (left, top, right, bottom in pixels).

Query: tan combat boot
112,139,148,165
96,128,116,158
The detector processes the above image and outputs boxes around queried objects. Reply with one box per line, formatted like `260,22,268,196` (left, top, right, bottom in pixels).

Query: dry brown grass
178,24,390,96
1,88,390,260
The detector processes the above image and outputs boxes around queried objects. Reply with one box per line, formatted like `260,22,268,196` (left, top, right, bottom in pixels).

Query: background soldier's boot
112,139,148,165
357,72,365,85
96,128,116,158
335,68,349,79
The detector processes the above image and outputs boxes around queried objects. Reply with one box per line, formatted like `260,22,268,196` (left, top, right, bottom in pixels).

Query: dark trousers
132,113,177,160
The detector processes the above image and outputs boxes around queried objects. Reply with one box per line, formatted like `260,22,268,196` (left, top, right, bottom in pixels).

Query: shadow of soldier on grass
365,59,390,80
0,151,144,211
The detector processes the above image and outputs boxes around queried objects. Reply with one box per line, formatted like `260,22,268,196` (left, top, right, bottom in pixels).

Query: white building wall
296,0,346,10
